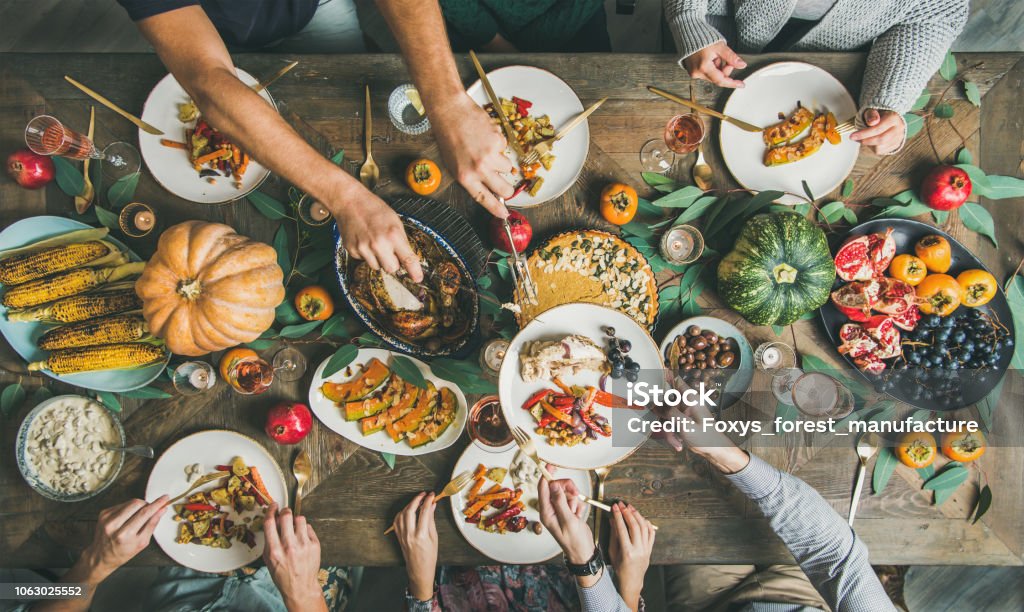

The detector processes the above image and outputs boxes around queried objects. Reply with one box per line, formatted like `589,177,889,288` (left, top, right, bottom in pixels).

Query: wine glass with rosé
25,115,140,180
639,113,706,174
223,347,308,394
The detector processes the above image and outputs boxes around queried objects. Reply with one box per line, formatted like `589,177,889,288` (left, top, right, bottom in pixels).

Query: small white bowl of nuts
16,394,126,502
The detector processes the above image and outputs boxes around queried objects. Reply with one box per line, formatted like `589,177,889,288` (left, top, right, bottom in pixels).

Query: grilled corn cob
0,240,125,286
6,287,143,323
1,262,145,309
28,342,166,375
38,313,148,350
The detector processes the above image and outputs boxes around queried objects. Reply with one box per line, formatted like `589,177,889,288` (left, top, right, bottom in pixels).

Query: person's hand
430,93,515,218
331,193,424,282
682,41,747,88
81,496,169,579
263,504,326,612
608,502,655,611
538,478,595,565
850,109,905,155
393,492,438,602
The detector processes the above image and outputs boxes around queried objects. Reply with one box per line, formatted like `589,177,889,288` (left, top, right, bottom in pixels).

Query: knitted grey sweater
665,0,969,117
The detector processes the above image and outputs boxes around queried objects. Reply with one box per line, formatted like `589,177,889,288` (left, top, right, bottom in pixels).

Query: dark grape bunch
604,326,640,382
875,308,1013,408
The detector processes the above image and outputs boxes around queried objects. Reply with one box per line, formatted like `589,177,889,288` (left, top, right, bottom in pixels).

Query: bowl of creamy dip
16,395,125,502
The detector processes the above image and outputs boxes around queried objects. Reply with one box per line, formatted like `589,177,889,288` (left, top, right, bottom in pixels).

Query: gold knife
64,75,164,135
469,51,527,160
252,60,298,95
647,85,763,133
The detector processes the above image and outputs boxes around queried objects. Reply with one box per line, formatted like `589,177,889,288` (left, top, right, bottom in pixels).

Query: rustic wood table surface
1,52,1022,568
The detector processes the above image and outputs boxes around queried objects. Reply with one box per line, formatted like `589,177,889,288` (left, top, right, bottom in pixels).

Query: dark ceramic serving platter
819,218,1014,411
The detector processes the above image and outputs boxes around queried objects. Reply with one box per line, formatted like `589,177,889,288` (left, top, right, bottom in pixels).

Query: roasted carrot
468,477,485,501
473,490,512,504
247,466,275,506
160,139,188,150
193,148,232,167
463,498,490,517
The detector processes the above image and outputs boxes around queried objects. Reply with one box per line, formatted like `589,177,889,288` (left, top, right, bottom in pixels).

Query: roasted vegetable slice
360,380,421,436
763,114,828,167
762,106,814,146
322,358,391,403
407,387,457,448
343,373,404,421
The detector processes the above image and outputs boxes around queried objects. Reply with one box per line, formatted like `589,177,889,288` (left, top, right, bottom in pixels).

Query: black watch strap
564,544,605,576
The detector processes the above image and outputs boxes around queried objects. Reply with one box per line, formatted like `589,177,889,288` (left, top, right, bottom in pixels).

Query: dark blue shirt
117,0,318,48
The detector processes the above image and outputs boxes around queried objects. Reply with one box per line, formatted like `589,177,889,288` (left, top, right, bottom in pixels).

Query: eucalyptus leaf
673,195,719,225
932,210,949,225
330,149,345,165
956,148,973,165
96,391,121,413
52,157,85,197
706,190,782,240
390,355,427,389
801,180,815,203
922,464,969,497
278,320,323,338
31,386,53,404
356,332,384,347
874,203,932,219
963,81,981,107
842,208,858,224
621,221,654,239
960,202,997,247
939,51,957,80
637,198,664,217
933,103,954,119
322,314,348,337
653,184,677,194
276,298,304,325
653,185,704,208
93,206,120,230
841,179,854,197
774,401,798,427
954,164,991,193
983,175,1024,200
818,201,848,223
1,383,26,417
872,448,898,495
295,250,334,276
249,191,290,220
120,386,172,399
971,484,992,524
1005,275,1024,370
642,172,677,187
380,452,396,470
245,339,276,351
322,344,359,378
892,189,919,204
916,464,936,480
273,225,292,279
978,378,1004,430
904,113,924,138
107,172,140,209
911,92,931,111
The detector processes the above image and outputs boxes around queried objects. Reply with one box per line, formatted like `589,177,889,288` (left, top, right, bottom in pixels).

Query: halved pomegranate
831,280,880,321
854,354,887,374
874,277,916,315
834,229,896,281
889,303,920,331
863,315,901,359
838,324,878,359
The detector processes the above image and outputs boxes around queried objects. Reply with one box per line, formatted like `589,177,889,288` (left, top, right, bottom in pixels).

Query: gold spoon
358,85,379,189
292,449,312,515
591,466,612,545
848,433,878,526
692,142,713,190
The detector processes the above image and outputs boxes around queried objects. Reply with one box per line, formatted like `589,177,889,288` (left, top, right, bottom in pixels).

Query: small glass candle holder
171,361,216,395
792,372,855,419
388,83,431,136
660,224,704,265
118,202,157,238
297,193,333,227
754,342,797,376
479,338,509,378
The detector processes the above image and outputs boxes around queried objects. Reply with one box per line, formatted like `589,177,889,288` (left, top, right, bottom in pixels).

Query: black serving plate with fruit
820,219,1014,411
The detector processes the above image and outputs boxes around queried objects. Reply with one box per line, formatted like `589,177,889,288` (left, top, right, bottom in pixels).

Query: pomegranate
489,211,532,253
834,229,896,282
265,401,313,445
854,354,887,375
6,149,55,189
921,165,971,211
831,280,880,322
889,303,920,331
838,324,878,359
863,315,901,359
873,277,916,315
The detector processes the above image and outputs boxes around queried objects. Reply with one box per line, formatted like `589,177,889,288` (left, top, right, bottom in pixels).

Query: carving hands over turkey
683,42,905,155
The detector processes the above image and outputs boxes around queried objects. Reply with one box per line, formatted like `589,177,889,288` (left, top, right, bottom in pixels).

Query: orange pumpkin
136,221,285,356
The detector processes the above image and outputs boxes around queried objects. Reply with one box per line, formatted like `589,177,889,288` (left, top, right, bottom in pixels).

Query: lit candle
480,339,509,374
189,367,211,389
761,346,781,368
660,224,703,264
133,210,155,232
310,202,331,222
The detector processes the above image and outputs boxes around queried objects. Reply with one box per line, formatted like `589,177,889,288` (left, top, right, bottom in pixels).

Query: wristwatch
564,544,605,576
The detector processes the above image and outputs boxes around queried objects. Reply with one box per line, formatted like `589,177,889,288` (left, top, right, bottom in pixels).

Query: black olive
694,351,707,361
702,331,719,344
689,336,708,350
716,352,736,367
687,326,702,337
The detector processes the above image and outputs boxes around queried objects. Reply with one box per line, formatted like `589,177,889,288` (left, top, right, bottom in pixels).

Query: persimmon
956,269,997,308
599,183,638,225
889,254,927,286
941,431,986,462
914,235,951,273
916,274,962,316
219,347,259,382
896,431,937,468
406,159,441,195
295,285,335,321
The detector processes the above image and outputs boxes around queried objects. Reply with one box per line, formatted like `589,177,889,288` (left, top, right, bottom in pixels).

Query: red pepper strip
593,390,645,410
551,396,576,409
237,473,270,507
523,389,550,411
511,179,530,198
537,414,556,428
541,401,574,425
512,96,533,113
214,465,231,472
552,377,574,396
184,503,217,512
484,504,523,527
580,409,610,437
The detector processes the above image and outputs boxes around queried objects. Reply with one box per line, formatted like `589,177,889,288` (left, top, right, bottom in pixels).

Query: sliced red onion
599,374,609,392
562,341,572,359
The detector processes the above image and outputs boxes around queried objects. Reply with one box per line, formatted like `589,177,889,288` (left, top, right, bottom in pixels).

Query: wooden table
1,52,1022,568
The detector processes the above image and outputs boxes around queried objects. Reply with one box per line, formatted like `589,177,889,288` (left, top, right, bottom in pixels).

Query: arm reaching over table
374,0,515,217
393,492,439,611
133,6,423,282
672,403,896,612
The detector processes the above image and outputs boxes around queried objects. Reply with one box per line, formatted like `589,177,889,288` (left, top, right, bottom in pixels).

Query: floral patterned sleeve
405,588,440,612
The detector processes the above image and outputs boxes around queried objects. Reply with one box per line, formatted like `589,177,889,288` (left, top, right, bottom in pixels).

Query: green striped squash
717,212,835,326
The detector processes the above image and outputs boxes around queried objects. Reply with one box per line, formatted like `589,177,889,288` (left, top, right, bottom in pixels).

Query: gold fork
168,470,230,505
510,426,613,513
521,97,607,166
836,118,857,135
383,470,475,535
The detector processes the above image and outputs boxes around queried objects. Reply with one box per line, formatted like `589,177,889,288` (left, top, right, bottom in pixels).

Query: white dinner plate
450,441,592,564
498,303,660,470
0,216,168,392
139,69,273,204
145,430,288,573
308,348,467,456
467,65,588,207
659,316,754,410
719,61,860,205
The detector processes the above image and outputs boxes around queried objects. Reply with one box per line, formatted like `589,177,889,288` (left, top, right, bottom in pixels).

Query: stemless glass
25,115,140,180
792,372,855,419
